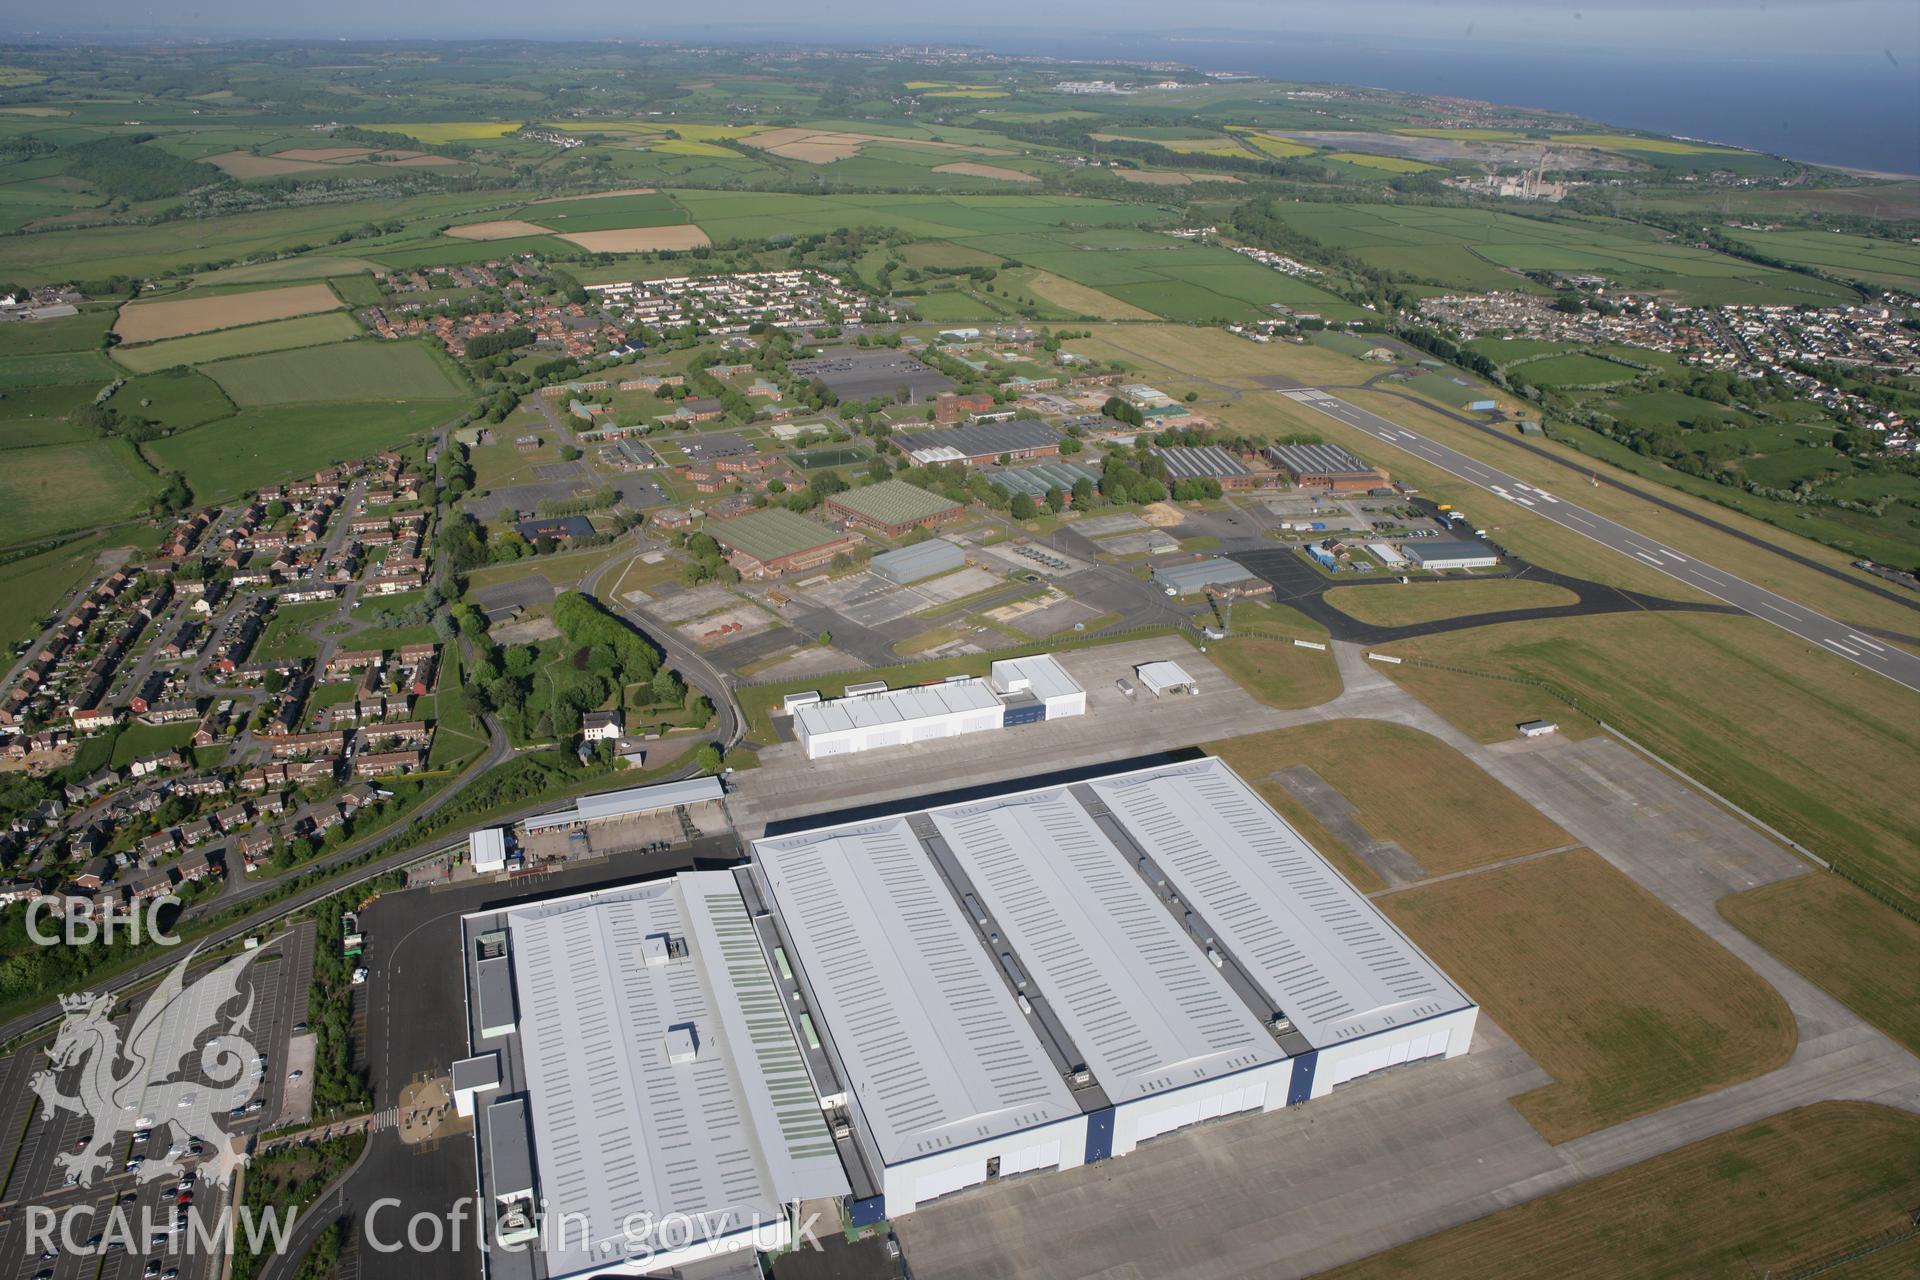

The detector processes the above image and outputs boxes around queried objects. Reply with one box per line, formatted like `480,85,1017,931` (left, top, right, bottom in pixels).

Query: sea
991,33,1920,177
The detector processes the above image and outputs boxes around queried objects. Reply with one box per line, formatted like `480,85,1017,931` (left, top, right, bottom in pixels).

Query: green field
109,313,367,373
0,308,116,356
1722,227,1920,292
106,367,234,429
0,437,155,542
1513,352,1646,387
147,401,456,498
666,190,1366,322
0,529,136,649
1269,203,1862,305
0,349,118,389
206,341,466,406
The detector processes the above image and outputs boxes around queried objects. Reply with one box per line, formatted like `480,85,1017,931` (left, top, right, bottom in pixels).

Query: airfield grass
0,438,155,542
1379,610,1920,905
1323,387,1915,635
1074,321,1379,390
1318,1101,1920,1280
1719,874,1920,1057
1019,271,1157,320
1206,720,1570,878
109,313,365,373
1324,578,1580,626
1382,848,1795,1143
147,401,455,499
1199,634,1342,711
1382,661,1602,743
206,340,464,406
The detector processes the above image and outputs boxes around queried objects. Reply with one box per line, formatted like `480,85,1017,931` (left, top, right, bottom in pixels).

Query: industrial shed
711,507,860,577
896,419,1061,466
989,460,1101,502
1150,445,1274,489
791,655,1084,760
519,776,724,834
1407,539,1500,571
461,873,849,1278
1266,442,1388,492
825,479,964,537
747,757,1477,1218
870,538,966,586
1152,557,1270,598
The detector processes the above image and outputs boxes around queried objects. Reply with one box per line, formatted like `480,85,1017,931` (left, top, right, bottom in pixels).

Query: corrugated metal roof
753,817,1080,1163
752,758,1474,1162
522,777,724,832
794,679,1002,740
989,461,1100,500
828,479,962,526
504,873,846,1270
712,508,846,563
930,789,1279,1102
897,419,1060,461
870,539,965,585
1408,539,1497,565
1151,558,1261,593
1267,442,1377,477
1088,760,1470,1048
1152,445,1251,480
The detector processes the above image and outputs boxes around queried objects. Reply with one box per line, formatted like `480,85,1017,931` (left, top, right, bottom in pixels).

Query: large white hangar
747,755,1478,1218
458,758,1478,1274
459,873,849,1280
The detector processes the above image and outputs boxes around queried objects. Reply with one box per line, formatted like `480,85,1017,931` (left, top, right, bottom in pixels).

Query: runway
1279,389,1920,694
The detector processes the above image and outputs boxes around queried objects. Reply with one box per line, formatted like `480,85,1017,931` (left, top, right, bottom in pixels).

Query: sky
8,0,1918,65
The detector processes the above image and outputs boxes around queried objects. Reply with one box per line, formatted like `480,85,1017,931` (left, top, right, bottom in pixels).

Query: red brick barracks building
1265,443,1389,493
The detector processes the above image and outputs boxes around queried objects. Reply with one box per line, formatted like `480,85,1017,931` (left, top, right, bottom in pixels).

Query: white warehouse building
458,758,1478,1271
791,654,1084,760
748,756,1477,1218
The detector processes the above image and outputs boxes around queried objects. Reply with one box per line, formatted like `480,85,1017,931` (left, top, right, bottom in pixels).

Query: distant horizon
0,20,1912,173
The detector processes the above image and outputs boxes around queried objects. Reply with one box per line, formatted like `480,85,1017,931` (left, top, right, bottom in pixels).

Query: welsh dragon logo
31,948,261,1190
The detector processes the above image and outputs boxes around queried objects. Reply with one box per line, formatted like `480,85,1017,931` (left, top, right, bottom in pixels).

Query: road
581,534,745,752
1279,389,1920,694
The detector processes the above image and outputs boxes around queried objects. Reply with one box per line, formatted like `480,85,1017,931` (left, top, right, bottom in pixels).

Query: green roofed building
711,508,860,578
989,461,1101,502
824,479,964,538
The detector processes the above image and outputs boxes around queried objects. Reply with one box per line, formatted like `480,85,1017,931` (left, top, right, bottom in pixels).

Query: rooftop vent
665,1023,699,1065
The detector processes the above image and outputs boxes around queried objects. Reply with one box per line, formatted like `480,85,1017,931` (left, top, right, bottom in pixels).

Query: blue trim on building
1287,1051,1318,1105
1002,703,1047,728
848,1194,887,1227
1084,1107,1115,1163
